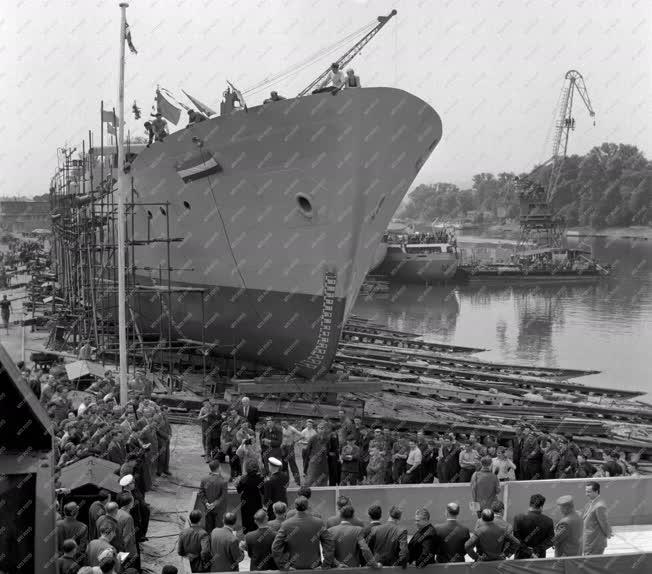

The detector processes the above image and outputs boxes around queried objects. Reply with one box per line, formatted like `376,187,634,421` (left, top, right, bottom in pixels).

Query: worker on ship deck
263,91,286,103
187,109,207,126
315,63,345,94
151,112,168,142
344,68,361,88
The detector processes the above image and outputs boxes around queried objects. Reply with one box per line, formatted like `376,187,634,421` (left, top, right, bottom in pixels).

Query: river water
353,236,652,399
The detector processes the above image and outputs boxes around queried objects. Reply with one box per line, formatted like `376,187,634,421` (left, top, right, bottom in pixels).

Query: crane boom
297,9,397,97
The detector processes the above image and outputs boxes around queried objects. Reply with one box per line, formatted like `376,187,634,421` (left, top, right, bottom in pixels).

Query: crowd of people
177,476,614,571
198,401,641,488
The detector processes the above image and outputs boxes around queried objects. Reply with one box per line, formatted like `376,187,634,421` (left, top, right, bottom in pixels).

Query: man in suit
55,502,88,556
408,508,437,567
237,396,259,428
433,502,469,563
553,495,583,557
361,505,383,542
198,460,228,533
244,509,277,571
97,502,124,552
326,495,365,528
367,505,409,567
87,490,111,542
263,457,288,520
116,492,139,570
329,506,379,567
271,495,334,569
86,521,118,568
583,481,612,555
267,501,287,532
209,512,244,572
513,493,554,558
465,509,509,561
178,509,211,572
286,486,323,520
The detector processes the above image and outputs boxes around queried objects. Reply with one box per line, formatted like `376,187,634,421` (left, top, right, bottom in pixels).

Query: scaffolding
48,131,211,392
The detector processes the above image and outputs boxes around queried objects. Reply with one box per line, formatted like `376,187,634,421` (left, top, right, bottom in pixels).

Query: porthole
183,201,191,210
296,194,313,217
160,207,167,216
147,210,153,219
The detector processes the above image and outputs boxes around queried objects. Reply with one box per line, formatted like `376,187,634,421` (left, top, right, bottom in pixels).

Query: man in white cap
263,456,288,521
120,474,150,543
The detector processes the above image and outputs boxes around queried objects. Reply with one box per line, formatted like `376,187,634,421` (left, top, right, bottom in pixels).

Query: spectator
56,502,88,557
602,451,623,477
404,438,423,484
326,495,365,528
209,512,244,572
235,460,264,534
583,481,612,555
286,485,323,519
361,505,383,542
553,495,583,557
298,419,317,473
574,454,597,478
260,417,283,475
87,490,111,542
458,441,479,482
177,509,210,573
244,509,277,571
408,508,437,567
491,447,516,481
433,502,469,563
304,423,330,486
56,539,80,574
513,493,554,558
86,522,118,568
280,420,302,485
367,506,409,567
263,456,288,521
329,505,378,568
267,501,287,532
116,492,138,569
340,436,362,485
470,456,501,517
198,459,227,533
271,496,334,569
465,509,507,561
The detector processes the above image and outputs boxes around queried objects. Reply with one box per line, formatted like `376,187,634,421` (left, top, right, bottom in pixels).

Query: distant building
0,199,50,232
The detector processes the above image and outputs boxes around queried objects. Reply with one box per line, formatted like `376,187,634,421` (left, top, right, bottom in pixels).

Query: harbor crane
515,70,596,250
297,9,397,97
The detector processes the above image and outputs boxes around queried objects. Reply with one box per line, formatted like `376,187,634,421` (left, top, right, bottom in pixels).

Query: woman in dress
235,460,265,533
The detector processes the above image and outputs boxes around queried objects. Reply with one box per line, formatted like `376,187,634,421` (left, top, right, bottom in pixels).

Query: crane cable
241,20,377,96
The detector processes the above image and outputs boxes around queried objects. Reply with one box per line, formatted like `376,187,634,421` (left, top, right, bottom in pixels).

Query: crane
297,9,397,97
513,70,596,250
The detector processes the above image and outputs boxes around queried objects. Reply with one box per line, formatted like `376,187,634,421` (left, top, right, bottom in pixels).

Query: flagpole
117,2,129,405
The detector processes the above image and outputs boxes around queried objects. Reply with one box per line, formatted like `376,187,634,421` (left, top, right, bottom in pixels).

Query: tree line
400,143,652,228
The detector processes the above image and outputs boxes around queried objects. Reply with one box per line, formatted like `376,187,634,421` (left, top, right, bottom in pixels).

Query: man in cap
56,502,88,556
120,473,150,542
553,495,583,557
187,109,207,126
582,481,612,555
263,456,288,521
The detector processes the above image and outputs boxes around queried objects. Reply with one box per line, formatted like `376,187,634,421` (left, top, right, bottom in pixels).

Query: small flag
107,123,116,135
102,110,117,123
182,90,216,117
176,154,223,183
125,22,137,54
132,101,141,120
156,89,182,125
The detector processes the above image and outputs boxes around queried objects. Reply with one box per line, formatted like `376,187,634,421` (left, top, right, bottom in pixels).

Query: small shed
0,343,55,574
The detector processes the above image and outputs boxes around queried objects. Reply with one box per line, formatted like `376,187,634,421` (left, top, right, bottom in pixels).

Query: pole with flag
116,2,129,404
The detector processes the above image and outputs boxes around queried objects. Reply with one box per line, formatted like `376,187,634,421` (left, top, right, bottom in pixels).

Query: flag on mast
182,90,217,117
156,89,182,124
107,123,117,135
227,81,247,112
125,21,137,54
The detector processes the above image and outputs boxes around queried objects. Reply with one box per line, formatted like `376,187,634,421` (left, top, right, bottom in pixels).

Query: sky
1,0,650,196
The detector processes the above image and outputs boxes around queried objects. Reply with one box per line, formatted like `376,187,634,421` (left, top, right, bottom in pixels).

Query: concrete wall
208,476,652,534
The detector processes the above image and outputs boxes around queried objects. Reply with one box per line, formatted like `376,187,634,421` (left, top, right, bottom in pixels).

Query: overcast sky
1,0,650,196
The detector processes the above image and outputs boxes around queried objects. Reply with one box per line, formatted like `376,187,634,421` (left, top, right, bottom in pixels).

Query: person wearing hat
263,456,289,521
187,109,207,126
56,502,88,557
120,473,150,543
151,112,168,142
317,62,345,93
553,495,583,557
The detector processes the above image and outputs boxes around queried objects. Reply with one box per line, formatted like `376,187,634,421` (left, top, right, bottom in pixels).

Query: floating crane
297,9,397,97
515,70,596,250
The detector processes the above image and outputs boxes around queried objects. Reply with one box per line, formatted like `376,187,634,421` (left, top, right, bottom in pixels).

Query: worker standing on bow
344,68,361,88
318,63,345,93
151,112,168,142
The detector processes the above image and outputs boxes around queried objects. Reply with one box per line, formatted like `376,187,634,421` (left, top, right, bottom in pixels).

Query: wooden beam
234,378,383,394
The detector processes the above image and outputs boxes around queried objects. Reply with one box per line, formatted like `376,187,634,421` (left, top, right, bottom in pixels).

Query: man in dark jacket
55,502,88,556
237,396,259,429
367,506,409,567
244,510,277,571
271,496,334,569
260,417,283,475
329,506,379,568
262,457,288,520
433,503,469,563
408,508,438,567
465,509,508,561
198,460,228,533
87,490,111,542
178,510,210,572
513,493,554,558
326,495,365,528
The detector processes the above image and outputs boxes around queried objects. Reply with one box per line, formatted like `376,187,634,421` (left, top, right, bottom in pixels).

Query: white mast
117,2,129,404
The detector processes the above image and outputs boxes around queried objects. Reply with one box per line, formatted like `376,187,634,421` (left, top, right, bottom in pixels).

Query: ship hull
128,87,442,377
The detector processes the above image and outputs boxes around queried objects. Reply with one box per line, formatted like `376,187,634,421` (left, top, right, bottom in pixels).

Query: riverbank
480,223,652,240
